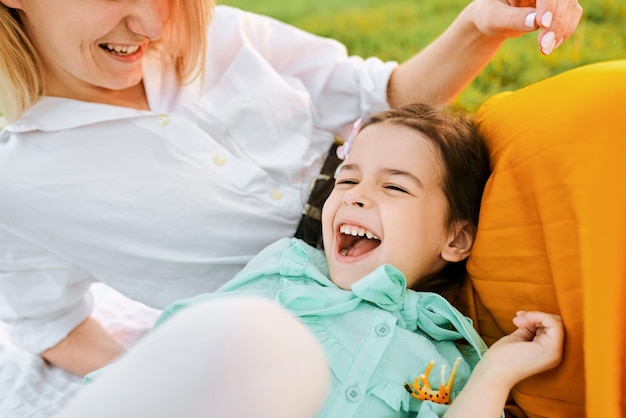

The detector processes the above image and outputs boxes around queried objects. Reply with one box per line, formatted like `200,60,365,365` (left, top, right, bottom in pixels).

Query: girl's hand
483,311,564,386
469,0,583,55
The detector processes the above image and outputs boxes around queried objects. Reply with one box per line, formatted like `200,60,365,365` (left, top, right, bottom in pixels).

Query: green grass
219,0,626,111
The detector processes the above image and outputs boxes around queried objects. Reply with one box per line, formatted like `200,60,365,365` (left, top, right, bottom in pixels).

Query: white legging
54,296,329,418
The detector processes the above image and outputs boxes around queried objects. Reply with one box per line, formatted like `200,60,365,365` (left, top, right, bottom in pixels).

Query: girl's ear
441,222,475,263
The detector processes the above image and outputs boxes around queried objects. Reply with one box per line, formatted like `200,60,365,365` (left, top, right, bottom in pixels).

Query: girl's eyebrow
333,162,355,178
336,164,424,190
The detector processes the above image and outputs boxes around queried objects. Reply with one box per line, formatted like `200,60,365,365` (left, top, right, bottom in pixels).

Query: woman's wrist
41,317,125,376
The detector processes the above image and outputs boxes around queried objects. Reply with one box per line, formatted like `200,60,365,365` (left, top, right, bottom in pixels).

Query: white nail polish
541,11,553,28
525,11,537,29
541,31,556,49
541,41,556,55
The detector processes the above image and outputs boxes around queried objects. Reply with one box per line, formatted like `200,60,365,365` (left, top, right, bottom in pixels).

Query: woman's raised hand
469,0,583,55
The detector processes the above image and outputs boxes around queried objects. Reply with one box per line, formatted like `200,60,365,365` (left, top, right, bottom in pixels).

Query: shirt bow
276,241,486,354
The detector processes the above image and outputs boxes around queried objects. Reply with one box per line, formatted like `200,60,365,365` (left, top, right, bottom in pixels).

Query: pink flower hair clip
336,116,365,161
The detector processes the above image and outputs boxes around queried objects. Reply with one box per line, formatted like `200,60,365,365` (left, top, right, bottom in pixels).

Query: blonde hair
164,0,212,86
0,0,212,122
0,6,42,122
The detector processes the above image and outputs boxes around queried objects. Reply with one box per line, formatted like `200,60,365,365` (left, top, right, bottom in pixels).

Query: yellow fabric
463,60,626,418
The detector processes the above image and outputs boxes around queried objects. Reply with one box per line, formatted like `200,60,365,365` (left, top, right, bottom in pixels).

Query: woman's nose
125,0,169,41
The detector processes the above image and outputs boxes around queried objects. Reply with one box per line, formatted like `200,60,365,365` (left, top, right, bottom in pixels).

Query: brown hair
361,103,491,301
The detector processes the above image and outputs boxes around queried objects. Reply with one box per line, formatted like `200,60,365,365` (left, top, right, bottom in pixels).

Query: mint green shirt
156,238,488,417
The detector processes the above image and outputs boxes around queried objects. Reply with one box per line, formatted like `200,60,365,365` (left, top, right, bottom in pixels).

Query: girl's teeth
339,224,379,240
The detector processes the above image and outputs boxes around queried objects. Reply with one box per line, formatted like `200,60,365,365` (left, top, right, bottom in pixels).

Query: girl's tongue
338,229,381,257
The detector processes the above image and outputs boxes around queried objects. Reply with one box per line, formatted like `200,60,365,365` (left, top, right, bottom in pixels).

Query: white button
213,154,226,166
271,189,283,200
345,385,361,402
157,114,170,126
375,323,390,337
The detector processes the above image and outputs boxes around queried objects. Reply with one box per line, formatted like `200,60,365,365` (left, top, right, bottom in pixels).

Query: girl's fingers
512,311,564,338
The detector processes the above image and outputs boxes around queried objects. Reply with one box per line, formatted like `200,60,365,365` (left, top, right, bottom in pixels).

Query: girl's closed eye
335,178,358,186
384,184,411,194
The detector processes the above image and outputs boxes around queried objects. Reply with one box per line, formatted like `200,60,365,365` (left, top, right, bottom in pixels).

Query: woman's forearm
41,317,125,377
388,2,505,107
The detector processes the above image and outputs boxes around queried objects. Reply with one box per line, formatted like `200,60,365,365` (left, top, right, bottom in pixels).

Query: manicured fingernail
541,11,553,28
541,31,556,54
541,31,555,48
524,11,537,29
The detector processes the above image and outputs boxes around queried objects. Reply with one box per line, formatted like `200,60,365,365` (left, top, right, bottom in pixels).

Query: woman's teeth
100,43,140,55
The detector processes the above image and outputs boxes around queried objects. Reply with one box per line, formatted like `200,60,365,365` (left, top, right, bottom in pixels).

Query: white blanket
0,284,161,418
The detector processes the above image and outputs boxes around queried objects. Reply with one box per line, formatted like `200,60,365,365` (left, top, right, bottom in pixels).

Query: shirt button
345,385,361,402
271,189,283,200
213,154,226,166
375,323,390,337
157,114,170,126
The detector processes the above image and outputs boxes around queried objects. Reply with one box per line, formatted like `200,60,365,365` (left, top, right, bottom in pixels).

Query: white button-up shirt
0,5,395,353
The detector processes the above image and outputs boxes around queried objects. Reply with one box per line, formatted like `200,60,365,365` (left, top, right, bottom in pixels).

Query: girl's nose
344,199,365,208
342,184,371,208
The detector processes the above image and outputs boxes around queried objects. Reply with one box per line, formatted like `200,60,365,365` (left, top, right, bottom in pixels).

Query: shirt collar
279,239,487,355
3,49,176,134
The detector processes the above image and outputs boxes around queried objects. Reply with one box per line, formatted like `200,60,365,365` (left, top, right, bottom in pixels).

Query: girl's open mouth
337,224,381,258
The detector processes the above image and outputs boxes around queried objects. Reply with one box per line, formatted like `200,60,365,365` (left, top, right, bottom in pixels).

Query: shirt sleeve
211,6,397,140
0,229,94,353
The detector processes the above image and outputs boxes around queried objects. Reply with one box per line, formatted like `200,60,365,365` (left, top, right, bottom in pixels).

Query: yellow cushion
463,60,626,418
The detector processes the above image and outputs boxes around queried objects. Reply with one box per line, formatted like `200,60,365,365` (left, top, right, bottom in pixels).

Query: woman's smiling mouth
99,43,141,56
